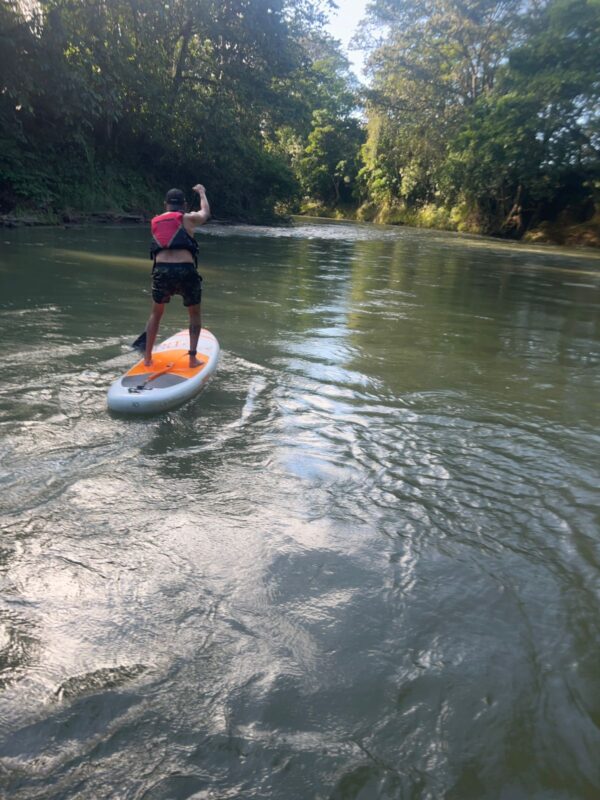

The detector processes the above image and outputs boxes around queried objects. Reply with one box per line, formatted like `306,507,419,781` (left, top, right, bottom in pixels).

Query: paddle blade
131,331,147,351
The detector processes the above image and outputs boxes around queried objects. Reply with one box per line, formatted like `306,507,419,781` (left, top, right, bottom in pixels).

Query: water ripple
1,223,599,799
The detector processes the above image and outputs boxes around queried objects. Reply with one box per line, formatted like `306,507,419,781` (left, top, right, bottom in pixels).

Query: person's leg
144,302,165,366
187,304,202,368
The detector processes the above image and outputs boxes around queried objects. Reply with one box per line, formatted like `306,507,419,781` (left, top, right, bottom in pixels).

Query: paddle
131,330,147,351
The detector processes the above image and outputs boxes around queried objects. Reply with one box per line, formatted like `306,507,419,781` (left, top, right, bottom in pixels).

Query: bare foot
143,357,153,367
189,356,202,368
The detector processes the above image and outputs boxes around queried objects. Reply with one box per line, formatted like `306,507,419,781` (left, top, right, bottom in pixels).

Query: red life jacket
150,211,199,263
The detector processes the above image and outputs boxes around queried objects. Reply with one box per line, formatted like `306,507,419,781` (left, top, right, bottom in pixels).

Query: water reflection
0,610,39,693
0,222,599,798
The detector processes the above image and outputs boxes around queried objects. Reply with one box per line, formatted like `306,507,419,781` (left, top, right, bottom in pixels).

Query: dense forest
359,0,600,242
1,0,599,243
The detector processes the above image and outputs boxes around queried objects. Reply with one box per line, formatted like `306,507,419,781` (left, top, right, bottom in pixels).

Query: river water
0,220,599,799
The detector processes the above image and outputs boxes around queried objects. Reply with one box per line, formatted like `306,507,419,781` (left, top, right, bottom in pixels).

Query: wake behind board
107,329,219,414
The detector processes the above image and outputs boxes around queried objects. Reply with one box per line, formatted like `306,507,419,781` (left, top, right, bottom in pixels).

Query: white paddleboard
107,328,219,414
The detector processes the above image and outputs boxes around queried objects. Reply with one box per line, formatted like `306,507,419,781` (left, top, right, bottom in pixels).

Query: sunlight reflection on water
0,222,599,799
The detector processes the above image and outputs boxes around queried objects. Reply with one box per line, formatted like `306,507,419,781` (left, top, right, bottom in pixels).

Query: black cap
165,188,185,208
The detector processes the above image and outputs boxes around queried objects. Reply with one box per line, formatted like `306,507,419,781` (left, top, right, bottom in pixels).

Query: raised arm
186,184,210,226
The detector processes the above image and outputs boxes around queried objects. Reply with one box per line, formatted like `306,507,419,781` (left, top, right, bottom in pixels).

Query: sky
325,0,370,81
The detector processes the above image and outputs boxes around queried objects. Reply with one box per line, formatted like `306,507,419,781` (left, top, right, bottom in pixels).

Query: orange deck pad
126,348,208,379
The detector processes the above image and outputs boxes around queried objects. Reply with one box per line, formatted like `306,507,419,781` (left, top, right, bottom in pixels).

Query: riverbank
0,211,147,228
3,205,600,251
522,213,600,249
0,211,266,229
300,202,600,249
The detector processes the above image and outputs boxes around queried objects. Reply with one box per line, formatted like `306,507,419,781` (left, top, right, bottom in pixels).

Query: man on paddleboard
143,184,210,368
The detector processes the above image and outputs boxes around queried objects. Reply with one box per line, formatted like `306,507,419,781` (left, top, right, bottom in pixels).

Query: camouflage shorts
151,263,202,306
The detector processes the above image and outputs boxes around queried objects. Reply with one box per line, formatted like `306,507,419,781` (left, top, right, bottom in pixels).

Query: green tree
358,0,600,235
298,108,364,204
442,0,600,233
358,0,523,208
0,0,351,220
